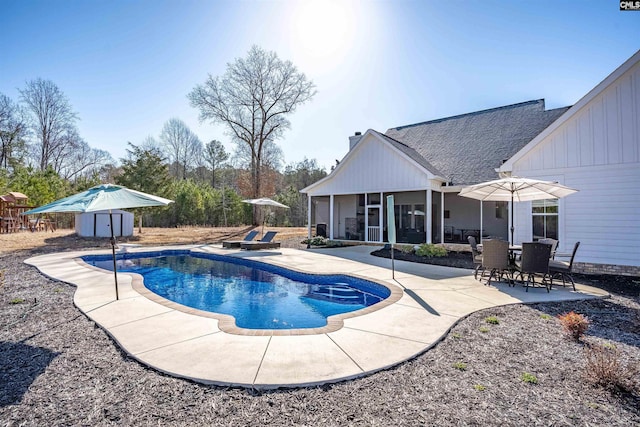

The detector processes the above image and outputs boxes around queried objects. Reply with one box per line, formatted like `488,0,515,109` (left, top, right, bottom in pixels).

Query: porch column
379,192,383,243
426,189,432,244
364,193,368,243
307,195,312,239
329,194,334,240
440,191,445,244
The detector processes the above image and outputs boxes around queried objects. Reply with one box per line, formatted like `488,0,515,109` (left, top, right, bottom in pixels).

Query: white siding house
302,130,447,244
500,50,640,275
302,100,568,245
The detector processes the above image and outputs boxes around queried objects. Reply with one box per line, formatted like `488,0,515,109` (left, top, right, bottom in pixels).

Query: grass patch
521,372,538,384
452,362,467,371
451,332,462,339
473,384,486,391
479,326,490,333
485,316,499,325
540,313,552,320
10,297,25,304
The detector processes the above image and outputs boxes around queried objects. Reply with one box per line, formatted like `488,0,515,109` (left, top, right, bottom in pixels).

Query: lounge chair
222,230,259,248
240,231,280,250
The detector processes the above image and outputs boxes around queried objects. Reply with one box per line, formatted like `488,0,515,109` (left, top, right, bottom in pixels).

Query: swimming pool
82,251,390,330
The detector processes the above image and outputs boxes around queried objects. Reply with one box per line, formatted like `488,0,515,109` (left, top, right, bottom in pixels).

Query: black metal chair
514,242,552,292
478,239,510,286
468,236,483,279
549,241,580,291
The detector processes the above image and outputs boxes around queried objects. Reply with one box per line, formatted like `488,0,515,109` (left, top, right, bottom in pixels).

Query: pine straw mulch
0,241,639,425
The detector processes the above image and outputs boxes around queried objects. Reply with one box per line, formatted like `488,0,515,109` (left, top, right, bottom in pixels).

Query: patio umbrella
23,184,173,300
458,176,577,245
242,197,289,237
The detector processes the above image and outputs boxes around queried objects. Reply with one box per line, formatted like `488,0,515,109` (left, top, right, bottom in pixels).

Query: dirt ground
1,227,639,426
0,226,309,254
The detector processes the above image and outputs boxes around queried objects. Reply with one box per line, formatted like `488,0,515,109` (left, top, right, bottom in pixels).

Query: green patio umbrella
23,184,173,300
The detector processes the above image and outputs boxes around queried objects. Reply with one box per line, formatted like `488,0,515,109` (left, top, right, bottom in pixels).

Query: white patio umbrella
242,197,289,237
23,184,173,300
458,176,578,245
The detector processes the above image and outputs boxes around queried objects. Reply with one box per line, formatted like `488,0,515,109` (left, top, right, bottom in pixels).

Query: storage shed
75,209,134,237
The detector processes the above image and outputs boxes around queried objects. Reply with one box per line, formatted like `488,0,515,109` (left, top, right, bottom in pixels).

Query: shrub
302,237,327,246
558,311,590,341
415,244,447,258
584,343,639,393
452,362,467,371
539,313,552,320
521,372,538,384
399,245,414,254
485,316,499,325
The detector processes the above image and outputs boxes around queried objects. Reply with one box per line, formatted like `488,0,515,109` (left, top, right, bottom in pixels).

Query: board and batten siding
304,133,434,196
511,59,640,270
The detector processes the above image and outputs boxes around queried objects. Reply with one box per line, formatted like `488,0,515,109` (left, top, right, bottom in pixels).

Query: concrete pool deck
25,245,608,389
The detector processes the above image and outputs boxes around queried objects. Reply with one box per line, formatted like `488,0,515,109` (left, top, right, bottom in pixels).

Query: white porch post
379,192,383,242
480,201,483,243
329,194,334,240
426,189,432,244
440,191,445,244
364,193,368,242
307,195,312,239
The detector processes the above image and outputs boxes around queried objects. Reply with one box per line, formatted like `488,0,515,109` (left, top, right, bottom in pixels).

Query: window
532,199,558,240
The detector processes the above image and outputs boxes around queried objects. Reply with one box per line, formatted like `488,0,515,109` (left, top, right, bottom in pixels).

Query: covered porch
306,188,509,245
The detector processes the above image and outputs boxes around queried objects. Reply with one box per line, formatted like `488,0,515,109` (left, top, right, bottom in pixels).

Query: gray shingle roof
384,100,570,185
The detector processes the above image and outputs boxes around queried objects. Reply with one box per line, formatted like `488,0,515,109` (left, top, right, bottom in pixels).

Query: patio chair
478,239,510,286
549,241,580,291
538,238,558,260
513,242,552,292
468,236,483,279
222,230,259,248
240,231,280,250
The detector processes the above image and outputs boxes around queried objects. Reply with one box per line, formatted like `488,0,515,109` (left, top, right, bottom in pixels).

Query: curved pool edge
77,246,404,337
23,244,609,389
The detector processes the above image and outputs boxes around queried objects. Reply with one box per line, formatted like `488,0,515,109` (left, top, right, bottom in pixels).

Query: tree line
0,46,325,228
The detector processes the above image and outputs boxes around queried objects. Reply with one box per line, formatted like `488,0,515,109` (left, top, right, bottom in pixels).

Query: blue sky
1,0,638,172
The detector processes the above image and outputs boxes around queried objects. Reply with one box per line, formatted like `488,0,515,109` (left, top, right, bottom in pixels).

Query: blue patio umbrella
23,184,173,300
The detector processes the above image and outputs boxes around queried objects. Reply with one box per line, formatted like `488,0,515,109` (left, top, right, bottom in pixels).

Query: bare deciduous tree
160,118,202,180
19,78,78,171
58,139,114,182
189,45,315,198
0,93,30,169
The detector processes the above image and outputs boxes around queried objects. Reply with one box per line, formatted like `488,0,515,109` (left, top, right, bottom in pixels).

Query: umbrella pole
510,192,514,246
109,210,119,300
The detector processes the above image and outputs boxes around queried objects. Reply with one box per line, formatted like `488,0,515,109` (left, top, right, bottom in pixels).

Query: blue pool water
82,251,390,330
